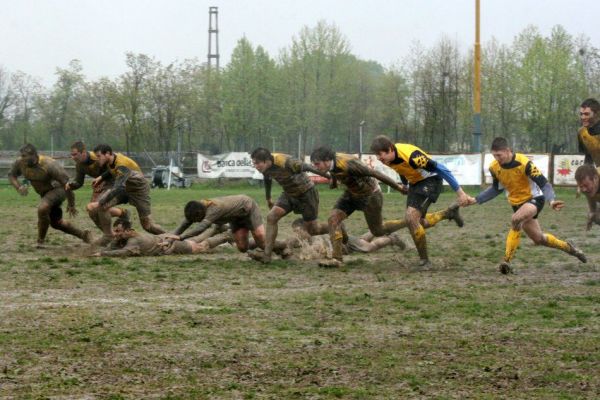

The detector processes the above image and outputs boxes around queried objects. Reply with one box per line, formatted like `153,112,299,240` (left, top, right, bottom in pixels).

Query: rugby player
251,147,331,263
86,144,165,245
370,135,468,268
310,146,407,267
8,143,92,246
466,137,586,274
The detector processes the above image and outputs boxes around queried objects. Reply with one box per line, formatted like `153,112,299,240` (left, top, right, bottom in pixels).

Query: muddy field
0,183,598,399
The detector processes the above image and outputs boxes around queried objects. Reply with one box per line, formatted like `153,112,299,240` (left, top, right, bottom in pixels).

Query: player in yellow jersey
370,135,469,268
310,146,407,267
66,141,129,240
86,144,165,244
8,143,92,246
466,137,586,274
578,98,600,166
250,147,331,263
574,164,600,230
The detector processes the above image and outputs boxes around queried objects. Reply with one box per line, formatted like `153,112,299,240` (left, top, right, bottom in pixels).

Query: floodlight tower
208,6,220,70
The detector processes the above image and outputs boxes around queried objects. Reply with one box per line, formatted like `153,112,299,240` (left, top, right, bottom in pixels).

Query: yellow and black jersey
101,153,147,192
70,151,108,190
332,153,379,197
9,155,70,196
387,143,437,185
263,153,313,196
578,123,600,165
489,153,547,206
107,153,142,177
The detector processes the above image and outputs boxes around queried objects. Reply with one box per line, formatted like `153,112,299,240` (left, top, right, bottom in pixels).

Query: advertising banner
553,154,585,186
483,153,550,184
197,152,259,179
431,154,482,185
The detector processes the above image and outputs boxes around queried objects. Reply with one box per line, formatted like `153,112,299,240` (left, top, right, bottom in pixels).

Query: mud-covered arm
68,166,86,190
50,163,76,208
347,159,404,192
113,166,132,188
99,244,141,257
264,175,273,201
173,218,193,236
300,162,330,179
185,224,219,243
8,161,23,190
179,219,212,240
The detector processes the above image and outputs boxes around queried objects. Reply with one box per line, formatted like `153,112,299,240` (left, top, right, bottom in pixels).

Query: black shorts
406,176,443,214
230,199,263,232
98,185,152,218
334,190,384,230
275,186,319,222
41,187,66,223
512,196,545,219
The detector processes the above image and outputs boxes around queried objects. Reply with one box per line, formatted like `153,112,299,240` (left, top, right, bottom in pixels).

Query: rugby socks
410,224,428,261
37,211,51,242
330,226,345,261
543,233,571,253
264,221,278,260
424,210,446,227
504,228,521,262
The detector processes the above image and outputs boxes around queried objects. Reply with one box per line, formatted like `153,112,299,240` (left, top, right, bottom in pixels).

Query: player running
66,141,129,240
251,147,331,263
86,144,165,245
8,143,92,247
370,135,468,268
466,137,586,274
310,146,407,267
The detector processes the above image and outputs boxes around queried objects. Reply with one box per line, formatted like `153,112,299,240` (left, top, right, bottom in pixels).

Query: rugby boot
446,203,464,228
498,261,513,275
82,229,94,244
389,232,407,250
567,241,587,263
318,258,344,268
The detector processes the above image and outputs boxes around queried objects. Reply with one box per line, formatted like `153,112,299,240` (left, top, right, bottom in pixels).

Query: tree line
0,21,598,156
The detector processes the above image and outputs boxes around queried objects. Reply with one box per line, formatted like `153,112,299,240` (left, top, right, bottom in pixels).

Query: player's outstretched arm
8,174,28,196
369,169,407,194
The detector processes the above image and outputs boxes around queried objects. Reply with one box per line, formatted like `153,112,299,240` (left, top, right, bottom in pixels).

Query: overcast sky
1,0,597,86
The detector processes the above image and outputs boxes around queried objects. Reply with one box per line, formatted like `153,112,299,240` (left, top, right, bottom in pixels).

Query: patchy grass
0,184,598,398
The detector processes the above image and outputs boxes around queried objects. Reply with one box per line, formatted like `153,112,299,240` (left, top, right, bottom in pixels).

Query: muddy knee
266,211,280,226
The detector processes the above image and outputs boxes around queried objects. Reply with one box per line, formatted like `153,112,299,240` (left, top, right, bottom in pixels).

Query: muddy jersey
105,153,147,193
263,153,313,196
331,153,379,197
387,143,437,185
175,195,261,239
9,155,70,196
70,151,108,190
578,122,600,165
489,153,547,206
